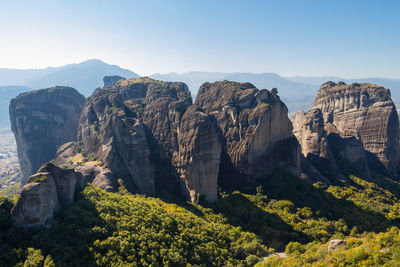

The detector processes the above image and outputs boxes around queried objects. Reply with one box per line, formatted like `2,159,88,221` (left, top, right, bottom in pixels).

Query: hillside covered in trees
2,168,400,266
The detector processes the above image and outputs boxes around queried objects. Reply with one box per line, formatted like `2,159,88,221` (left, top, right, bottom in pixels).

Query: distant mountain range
150,72,318,113
0,59,139,96
0,59,139,126
0,59,399,126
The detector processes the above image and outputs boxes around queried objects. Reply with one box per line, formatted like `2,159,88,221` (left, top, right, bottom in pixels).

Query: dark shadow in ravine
259,168,393,235
1,191,105,266
212,193,310,251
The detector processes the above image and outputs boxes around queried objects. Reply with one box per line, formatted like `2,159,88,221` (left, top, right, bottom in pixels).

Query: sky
0,0,399,78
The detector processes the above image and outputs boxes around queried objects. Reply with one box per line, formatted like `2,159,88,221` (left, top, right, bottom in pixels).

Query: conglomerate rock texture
9,87,85,184
313,82,399,177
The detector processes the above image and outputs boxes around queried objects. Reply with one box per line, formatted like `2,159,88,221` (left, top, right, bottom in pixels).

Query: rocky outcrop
328,239,346,252
174,105,222,203
195,81,300,190
77,85,156,195
292,108,371,182
291,109,341,182
11,163,80,227
53,142,119,192
12,78,301,208
10,87,85,184
313,82,399,177
103,75,126,87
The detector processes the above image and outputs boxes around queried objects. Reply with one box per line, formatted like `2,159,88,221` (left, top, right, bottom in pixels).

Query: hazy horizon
1,0,399,78
1,58,399,81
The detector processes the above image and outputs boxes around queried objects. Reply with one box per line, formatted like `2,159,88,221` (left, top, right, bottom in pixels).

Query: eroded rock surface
195,81,300,190
174,105,222,202
12,78,302,209
313,82,400,176
77,85,156,195
11,163,80,227
10,87,85,184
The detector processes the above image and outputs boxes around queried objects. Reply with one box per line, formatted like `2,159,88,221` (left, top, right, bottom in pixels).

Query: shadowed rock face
174,105,222,202
77,78,299,201
11,163,80,227
291,109,341,182
195,81,300,190
77,84,156,195
313,82,399,177
9,87,85,184
292,108,370,182
103,75,126,87
12,78,301,212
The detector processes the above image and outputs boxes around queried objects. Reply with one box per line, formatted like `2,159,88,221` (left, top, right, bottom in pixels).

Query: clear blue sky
1,0,399,78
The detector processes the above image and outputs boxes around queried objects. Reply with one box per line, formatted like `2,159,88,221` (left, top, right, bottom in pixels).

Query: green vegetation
0,182,20,199
2,168,400,266
30,175,47,183
259,103,270,109
258,227,400,266
0,185,268,266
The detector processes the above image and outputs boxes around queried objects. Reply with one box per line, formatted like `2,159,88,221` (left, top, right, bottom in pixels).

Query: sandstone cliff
195,81,301,190
9,87,85,184
174,105,222,202
11,163,80,227
313,82,399,177
77,84,156,195
11,78,301,212
292,108,370,182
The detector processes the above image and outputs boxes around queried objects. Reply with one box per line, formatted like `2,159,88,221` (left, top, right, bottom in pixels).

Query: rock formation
77,85,156,195
11,77,301,216
313,82,399,177
292,108,370,182
174,105,222,202
103,75,126,87
53,142,119,192
328,239,346,252
11,163,80,227
195,81,300,190
9,86,85,184
292,81,399,180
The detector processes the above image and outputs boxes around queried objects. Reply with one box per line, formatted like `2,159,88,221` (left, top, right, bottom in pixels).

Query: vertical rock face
313,82,400,176
291,109,341,181
195,81,300,189
9,87,85,184
78,86,156,195
12,77,301,210
174,105,222,202
11,163,80,227
291,108,371,182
